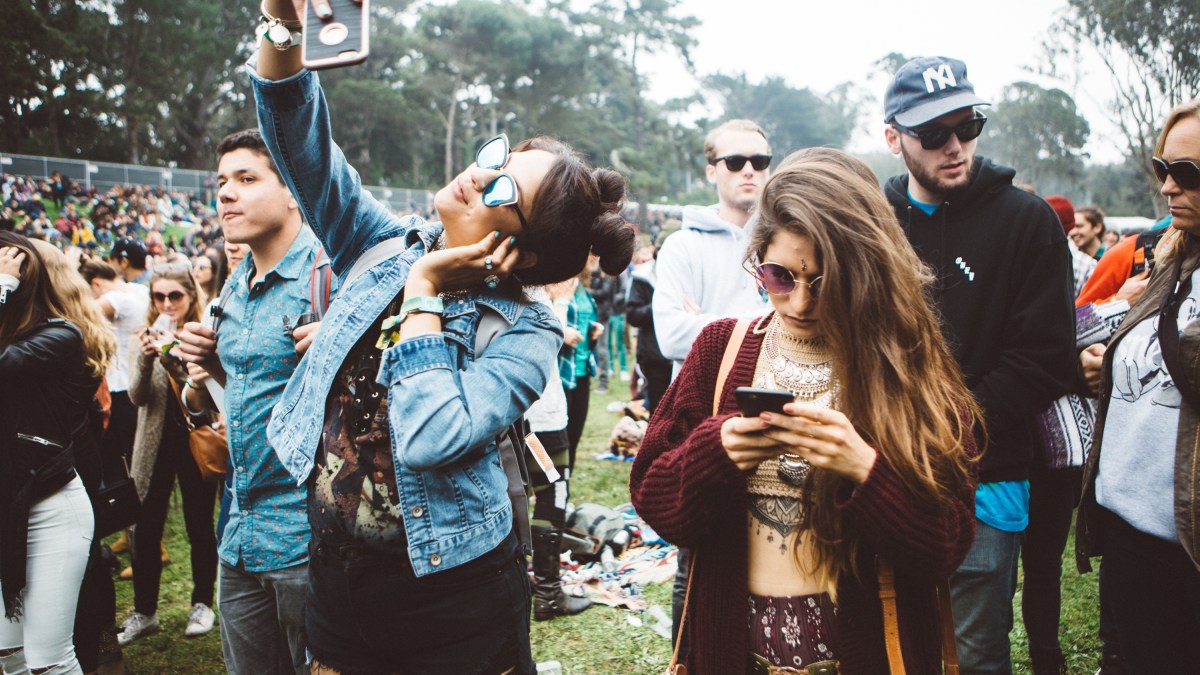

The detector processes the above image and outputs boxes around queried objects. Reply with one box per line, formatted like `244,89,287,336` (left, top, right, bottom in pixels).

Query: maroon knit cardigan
630,317,977,675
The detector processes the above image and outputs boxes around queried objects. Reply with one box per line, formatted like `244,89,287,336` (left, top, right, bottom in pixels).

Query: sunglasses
152,290,187,303
1152,157,1200,190
751,262,823,299
893,112,988,151
711,154,772,172
475,134,529,229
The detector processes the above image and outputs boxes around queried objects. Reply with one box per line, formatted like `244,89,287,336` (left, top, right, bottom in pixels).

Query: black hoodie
885,157,1076,482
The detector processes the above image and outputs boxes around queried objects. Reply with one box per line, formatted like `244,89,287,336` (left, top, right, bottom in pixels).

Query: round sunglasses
893,112,988,151
710,154,772,172
1152,157,1200,190
750,262,823,299
474,134,529,229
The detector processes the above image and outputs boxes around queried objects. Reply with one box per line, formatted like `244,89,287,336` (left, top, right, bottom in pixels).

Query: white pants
0,476,93,674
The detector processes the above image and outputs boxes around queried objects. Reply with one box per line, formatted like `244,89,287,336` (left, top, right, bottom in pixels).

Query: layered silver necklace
754,315,837,485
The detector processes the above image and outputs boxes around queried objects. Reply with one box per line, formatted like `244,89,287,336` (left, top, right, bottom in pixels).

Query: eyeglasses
152,290,187,303
893,112,988,151
1152,157,1200,190
152,262,192,274
710,154,772,172
475,134,529,229
751,262,823,299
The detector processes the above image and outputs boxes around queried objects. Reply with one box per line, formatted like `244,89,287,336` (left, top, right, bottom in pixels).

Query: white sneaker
184,603,216,637
117,611,159,646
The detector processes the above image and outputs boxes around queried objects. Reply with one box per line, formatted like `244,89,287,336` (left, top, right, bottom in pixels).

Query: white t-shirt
1096,280,1200,542
102,285,150,392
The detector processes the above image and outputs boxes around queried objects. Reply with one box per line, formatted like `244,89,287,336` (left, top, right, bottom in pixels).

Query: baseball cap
1044,196,1076,235
109,237,148,267
884,56,990,127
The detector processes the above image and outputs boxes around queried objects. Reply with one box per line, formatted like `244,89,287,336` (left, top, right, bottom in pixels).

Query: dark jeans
1098,507,1200,673
564,375,591,473
132,414,217,615
1021,467,1081,655
306,533,533,675
101,391,137,479
640,359,672,416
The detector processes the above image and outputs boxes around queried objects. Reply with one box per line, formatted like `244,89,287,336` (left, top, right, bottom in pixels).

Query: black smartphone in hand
302,0,370,70
734,387,794,417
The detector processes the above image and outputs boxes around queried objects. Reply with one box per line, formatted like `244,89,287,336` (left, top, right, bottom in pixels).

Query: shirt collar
244,226,320,284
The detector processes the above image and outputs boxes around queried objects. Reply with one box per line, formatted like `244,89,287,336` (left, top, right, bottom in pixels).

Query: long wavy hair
745,148,980,592
1154,98,1200,265
0,232,61,348
31,241,116,381
145,263,206,329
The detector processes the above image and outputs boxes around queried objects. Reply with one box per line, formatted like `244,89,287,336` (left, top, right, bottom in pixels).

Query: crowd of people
0,10,1196,674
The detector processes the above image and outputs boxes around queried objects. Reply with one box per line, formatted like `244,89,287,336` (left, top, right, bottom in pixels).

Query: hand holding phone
302,0,369,70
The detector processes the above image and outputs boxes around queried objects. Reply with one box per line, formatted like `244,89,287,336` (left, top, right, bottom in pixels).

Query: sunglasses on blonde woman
152,291,186,303
1152,157,1200,190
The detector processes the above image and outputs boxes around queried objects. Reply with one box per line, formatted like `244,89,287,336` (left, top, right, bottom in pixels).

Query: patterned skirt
747,592,839,669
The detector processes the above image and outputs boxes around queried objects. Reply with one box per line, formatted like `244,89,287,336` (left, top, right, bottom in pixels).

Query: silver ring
484,274,500,289
483,256,495,271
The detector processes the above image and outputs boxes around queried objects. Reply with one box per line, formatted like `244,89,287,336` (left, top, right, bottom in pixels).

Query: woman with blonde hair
1078,97,1200,671
118,263,218,646
631,148,979,674
0,232,100,675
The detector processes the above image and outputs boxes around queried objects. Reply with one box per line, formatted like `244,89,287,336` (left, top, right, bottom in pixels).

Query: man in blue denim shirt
179,129,337,674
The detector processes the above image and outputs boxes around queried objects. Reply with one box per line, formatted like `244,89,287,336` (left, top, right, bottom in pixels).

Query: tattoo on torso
749,494,803,554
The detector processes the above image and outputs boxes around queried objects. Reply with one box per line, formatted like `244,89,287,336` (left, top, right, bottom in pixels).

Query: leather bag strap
665,319,751,675
1158,257,1200,410
877,558,959,675
877,558,906,675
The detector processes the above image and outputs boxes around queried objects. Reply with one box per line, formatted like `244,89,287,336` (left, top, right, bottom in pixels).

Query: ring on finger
483,256,495,271
484,274,501,289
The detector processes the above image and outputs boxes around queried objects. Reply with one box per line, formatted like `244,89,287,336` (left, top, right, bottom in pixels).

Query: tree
704,73,856,154
1051,0,1200,214
985,82,1090,196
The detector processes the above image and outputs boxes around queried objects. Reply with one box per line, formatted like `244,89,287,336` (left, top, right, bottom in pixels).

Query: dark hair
110,237,148,269
78,258,119,283
216,129,284,184
509,137,635,285
0,231,62,347
1076,206,1105,231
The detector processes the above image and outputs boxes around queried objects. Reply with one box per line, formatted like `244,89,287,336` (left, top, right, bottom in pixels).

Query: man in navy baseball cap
881,56,1078,675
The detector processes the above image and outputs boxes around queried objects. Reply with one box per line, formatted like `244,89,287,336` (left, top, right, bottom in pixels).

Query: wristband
0,273,17,305
375,297,445,350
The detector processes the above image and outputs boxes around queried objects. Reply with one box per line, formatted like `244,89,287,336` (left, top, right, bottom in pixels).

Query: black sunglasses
711,154,772,172
475,134,529,230
893,112,988,151
1152,157,1200,190
152,290,186,303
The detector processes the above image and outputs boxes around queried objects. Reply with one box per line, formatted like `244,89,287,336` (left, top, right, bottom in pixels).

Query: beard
901,145,976,203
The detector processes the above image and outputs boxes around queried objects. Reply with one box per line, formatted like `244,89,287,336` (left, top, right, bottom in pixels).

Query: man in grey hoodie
652,119,773,653
652,119,774,378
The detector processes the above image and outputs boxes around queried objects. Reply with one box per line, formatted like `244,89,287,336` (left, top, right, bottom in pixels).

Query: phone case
734,388,794,417
302,0,370,70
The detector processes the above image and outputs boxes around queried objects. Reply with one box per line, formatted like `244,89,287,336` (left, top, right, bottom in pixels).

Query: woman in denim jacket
229,3,635,672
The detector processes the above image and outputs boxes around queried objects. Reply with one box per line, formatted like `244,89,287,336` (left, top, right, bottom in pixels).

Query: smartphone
302,0,370,70
734,387,794,417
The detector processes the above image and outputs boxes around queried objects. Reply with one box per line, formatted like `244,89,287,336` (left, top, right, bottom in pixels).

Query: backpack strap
474,301,535,555
309,247,333,320
1158,256,1200,410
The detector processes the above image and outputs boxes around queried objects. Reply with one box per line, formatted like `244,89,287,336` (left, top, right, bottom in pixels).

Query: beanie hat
1045,195,1075,235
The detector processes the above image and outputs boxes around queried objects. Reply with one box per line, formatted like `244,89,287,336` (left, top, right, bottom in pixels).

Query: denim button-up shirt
217,225,334,571
251,65,561,576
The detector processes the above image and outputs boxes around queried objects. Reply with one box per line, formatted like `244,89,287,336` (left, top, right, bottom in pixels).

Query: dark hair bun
589,169,634,275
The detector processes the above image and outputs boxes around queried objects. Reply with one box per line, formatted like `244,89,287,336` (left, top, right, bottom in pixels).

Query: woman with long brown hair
118,263,218,646
0,232,99,675
631,148,979,674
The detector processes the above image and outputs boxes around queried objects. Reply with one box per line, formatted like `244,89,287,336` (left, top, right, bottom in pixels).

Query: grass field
109,381,1104,674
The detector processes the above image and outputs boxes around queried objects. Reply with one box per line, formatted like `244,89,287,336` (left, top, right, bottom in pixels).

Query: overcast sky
641,0,1124,162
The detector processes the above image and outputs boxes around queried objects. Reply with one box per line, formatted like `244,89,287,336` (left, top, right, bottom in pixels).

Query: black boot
1029,647,1066,675
532,526,592,621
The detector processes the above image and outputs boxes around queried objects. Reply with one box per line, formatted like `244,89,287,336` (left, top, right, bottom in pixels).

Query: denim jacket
251,64,562,576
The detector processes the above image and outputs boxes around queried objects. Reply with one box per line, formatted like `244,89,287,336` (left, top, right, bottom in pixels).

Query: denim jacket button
430,553,442,566
411,506,424,518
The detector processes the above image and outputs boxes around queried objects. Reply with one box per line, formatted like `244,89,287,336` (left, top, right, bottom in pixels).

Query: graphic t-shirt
1095,280,1200,542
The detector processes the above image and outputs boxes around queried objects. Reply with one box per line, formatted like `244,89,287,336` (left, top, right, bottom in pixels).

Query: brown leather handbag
168,377,229,482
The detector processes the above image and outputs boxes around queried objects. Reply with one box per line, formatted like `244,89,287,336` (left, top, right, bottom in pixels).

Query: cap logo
922,64,958,93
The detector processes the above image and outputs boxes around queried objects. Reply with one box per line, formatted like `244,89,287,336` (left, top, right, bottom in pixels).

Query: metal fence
1,152,436,214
